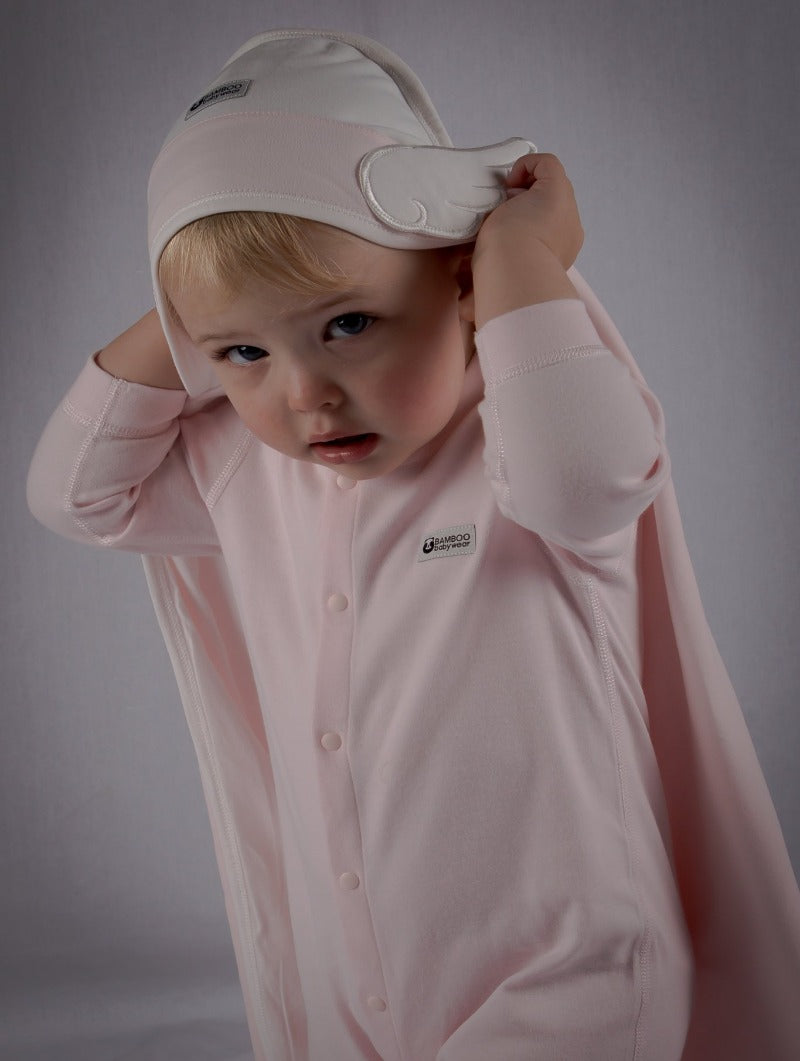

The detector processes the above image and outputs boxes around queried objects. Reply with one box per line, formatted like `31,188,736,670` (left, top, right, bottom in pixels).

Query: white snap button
367,996,387,1012
336,475,357,490
320,732,342,751
326,593,349,612
338,872,360,890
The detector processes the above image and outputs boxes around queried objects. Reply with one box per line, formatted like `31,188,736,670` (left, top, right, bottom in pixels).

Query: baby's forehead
294,223,397,268
249,228,443,295
181,247,448,333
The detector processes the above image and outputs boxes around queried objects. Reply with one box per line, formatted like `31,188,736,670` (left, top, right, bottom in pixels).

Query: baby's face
169,227,474,479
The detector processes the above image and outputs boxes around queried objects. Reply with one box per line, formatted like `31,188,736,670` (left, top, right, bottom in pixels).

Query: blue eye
214,345,267,366
325,313,374,340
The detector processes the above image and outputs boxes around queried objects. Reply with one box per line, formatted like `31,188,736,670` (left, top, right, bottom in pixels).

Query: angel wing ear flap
359,138,536,240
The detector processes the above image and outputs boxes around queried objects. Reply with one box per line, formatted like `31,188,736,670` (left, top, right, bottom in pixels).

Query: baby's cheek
386,374,442,429
227,393,258,431
228,393,281,447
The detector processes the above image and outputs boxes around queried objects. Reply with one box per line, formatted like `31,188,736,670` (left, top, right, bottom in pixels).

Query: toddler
27,28,800,1061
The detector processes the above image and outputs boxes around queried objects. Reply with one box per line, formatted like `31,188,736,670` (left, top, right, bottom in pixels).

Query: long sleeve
27,354,220,555
475,298,670,563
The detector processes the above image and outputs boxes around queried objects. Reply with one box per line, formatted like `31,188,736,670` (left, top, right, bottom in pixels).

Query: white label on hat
185,80,252,120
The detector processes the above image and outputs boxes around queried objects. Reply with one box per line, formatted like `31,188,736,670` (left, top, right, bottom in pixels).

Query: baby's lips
310,434,379,464
309,429,366,445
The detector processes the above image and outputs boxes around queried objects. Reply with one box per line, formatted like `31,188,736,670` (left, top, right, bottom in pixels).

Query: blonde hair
158,211,353,310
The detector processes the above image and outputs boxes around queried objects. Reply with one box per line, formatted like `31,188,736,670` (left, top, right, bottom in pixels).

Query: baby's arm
28,312,220,555
95,308,185,389
472,154,669,559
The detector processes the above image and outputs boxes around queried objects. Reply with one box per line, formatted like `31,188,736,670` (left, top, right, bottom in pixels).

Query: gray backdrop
3,1,798,1057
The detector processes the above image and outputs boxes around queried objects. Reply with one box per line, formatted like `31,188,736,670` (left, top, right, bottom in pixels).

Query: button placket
314,475,400,1058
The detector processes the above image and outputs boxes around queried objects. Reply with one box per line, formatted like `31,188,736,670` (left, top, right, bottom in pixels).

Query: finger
506,152,564,188
505,153,538,188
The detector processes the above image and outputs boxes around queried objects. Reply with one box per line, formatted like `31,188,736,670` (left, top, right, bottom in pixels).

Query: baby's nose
284,362,344,412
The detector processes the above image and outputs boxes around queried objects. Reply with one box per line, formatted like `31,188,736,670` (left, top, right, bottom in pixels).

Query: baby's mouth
314,433,370,446
310,433,379,464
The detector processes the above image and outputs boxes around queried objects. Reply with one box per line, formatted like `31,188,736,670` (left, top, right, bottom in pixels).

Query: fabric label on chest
417,523,476,562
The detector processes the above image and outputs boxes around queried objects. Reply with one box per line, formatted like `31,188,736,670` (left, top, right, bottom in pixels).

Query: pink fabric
148,113,404,255
28,283,800,1059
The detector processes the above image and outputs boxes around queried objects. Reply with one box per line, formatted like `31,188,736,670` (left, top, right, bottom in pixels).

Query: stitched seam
578,574,650,1059
63,397,176,439
487,343,604,387
609,522,637,579
484,381,512,515
64,380,124,544
63,388,212,550
206,428,255,509
151,191,393,250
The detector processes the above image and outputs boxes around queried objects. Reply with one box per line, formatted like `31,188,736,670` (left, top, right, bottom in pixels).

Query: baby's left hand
478,153,584,271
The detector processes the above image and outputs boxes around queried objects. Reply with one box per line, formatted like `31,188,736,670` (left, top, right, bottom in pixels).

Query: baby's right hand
478,152,584,272
470,153,581,327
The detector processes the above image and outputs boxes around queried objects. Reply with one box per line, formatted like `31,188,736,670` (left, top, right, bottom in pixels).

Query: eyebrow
194,289,369,345
196,330,243,345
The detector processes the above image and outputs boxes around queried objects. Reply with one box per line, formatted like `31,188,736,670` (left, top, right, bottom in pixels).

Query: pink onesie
28,281,800,1059
26,27,800,1061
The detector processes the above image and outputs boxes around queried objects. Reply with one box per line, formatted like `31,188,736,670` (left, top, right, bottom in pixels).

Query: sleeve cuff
60,352,189,431
475,299,606,381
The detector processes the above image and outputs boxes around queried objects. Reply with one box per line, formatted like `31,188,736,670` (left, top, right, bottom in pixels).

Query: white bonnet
147,28,533,395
